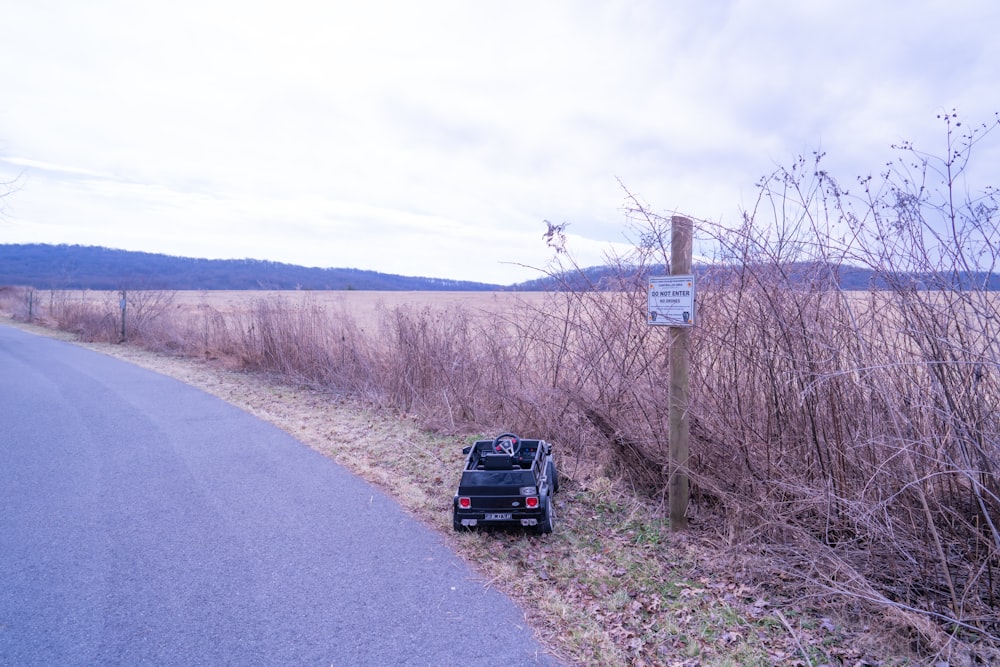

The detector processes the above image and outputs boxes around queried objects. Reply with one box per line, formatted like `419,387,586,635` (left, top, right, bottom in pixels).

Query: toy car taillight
525,496,539,509
458,497,472,509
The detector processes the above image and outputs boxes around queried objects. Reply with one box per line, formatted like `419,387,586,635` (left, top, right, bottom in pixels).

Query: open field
27,289,552,329
169,289,551,324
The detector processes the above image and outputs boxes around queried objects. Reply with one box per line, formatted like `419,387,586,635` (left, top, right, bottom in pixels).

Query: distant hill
514,263,879,290
2,244,996,292
0,244,509,291
516,261,1000,292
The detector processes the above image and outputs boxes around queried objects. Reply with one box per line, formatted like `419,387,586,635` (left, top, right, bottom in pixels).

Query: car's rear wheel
547,460,560,494
537,497,555,534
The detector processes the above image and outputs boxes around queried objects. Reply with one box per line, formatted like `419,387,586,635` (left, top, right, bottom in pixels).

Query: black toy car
453,432,559,534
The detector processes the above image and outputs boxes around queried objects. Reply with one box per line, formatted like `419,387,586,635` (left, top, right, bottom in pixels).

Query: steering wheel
492,432,521,456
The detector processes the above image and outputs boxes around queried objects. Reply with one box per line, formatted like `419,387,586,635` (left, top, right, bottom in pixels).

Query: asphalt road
0,324,562,666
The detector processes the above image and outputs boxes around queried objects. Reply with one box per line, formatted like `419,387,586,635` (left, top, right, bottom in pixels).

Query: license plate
484,513,512,521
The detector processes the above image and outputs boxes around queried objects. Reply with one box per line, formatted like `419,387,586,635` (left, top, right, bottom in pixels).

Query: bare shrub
0,286,39,321
370,302,538,431
120,289,177,347
48,290,118,341
232,295,376,392
180,303,240,358
24,289,181,344
631,112,1000,647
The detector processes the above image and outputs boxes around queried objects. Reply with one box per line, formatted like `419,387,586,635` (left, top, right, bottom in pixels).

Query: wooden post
669,215,692,530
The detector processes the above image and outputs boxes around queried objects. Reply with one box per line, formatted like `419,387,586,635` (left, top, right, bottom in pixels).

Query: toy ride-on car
453,432,559,534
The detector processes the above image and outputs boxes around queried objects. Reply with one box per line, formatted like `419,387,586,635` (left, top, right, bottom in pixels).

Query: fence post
669,215,692,530
119,290,127,343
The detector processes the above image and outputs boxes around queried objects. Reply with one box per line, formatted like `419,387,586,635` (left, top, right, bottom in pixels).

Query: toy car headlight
519,486,537,496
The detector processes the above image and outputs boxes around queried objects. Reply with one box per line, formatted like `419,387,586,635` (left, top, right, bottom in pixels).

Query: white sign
648,275,695,326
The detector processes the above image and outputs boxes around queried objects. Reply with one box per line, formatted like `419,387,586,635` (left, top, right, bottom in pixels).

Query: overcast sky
1,1,998,285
